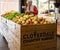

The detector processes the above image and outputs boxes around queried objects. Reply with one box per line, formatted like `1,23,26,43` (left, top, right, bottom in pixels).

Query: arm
25,5,30,14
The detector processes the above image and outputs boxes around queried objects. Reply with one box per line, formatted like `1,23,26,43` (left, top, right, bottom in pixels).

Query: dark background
20,0,60,13
56,0,60,3
21,0,27,13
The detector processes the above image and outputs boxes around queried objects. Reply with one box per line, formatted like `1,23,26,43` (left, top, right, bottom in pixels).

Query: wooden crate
20,24,57,50
0,17,57,50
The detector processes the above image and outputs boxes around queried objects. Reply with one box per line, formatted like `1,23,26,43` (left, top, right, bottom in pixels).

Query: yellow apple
22,20,25,24
33,21,38,24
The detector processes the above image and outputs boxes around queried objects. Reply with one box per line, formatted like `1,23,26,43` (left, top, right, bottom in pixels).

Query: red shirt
33,6,38,15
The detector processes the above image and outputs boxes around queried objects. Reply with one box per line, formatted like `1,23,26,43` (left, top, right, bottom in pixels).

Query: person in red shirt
25,0,38,15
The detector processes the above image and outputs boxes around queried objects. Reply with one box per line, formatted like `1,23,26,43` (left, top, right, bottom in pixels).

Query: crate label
22,31,55,43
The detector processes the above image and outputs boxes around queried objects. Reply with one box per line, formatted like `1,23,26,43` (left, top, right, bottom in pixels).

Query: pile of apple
1,10,55,25
12,14,53,25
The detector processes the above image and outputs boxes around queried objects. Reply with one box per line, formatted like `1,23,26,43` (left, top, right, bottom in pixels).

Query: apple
16,20,22,24
24,22,29,25
33,17,38,20
13,18,18,22
20,17,23,20
27,19,31,22
40,19,45,24
22,20,25,24
16,16,18,18
24,20,30,25
46,21,51,24
33,21,38,24
30,21,33,25
24,15,29,18
18,19,22,21
23,17,27,21
26,20,30,23
43,21,47,24
38,18,43,22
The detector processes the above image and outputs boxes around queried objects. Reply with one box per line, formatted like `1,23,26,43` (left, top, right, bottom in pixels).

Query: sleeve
33,6,38,15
